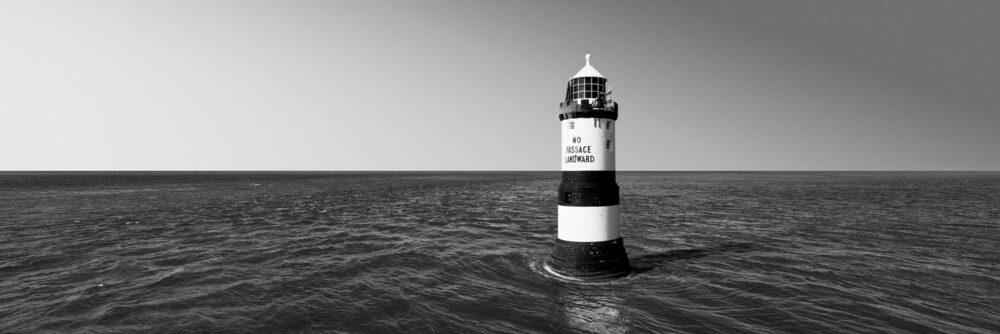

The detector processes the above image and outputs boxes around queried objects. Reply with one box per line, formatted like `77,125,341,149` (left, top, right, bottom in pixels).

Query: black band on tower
561,171,615,184
549,237,631,279
559,171,619,206
559,111,619,121
558,184,619,206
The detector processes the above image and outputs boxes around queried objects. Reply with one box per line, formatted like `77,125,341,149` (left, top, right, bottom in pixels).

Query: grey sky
1,0,997,170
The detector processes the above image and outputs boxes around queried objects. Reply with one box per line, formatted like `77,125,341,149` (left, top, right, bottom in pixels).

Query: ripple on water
1,172,999,333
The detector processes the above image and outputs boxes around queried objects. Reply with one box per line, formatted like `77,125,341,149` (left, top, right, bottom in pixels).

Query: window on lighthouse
570,77,606,102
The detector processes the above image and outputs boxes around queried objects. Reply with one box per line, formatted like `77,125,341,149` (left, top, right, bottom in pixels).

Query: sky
1,0,997,171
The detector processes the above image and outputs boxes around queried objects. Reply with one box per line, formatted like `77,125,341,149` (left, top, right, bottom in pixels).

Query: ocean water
1,171,998,333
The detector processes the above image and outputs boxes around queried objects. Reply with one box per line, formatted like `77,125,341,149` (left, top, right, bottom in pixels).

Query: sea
1,171,997,333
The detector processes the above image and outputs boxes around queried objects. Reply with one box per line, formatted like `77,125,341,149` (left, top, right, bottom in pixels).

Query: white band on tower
557,205,620,242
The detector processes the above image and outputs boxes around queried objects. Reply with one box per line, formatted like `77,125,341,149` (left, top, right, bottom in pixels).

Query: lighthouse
548,54,631,280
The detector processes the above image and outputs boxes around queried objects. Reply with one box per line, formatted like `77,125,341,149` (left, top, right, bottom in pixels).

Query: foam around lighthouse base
548,237,631,280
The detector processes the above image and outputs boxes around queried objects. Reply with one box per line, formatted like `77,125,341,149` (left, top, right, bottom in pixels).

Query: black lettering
564,154,597,163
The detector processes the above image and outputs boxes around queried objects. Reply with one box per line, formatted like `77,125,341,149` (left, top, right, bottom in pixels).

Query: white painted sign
561,118,615,171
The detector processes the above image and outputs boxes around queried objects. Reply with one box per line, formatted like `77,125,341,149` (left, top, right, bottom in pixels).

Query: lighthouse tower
548,54,630,280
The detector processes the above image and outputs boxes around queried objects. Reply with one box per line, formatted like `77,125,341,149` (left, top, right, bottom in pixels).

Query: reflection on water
556,288,629,334
538,243,753,333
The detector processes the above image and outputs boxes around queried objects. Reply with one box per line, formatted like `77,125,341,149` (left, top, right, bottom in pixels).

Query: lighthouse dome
571,53,604,79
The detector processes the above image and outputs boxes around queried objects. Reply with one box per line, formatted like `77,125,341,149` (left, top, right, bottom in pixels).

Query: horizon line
2,170,999,173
